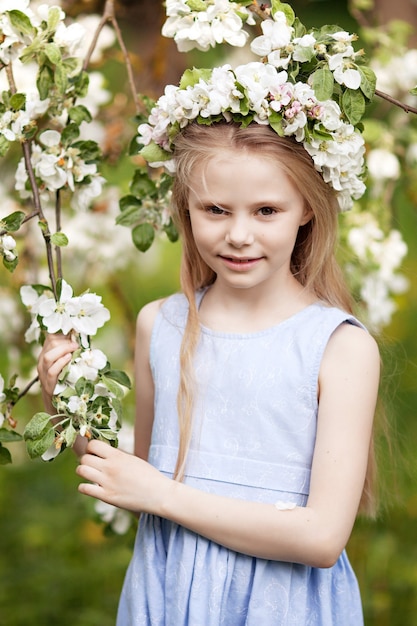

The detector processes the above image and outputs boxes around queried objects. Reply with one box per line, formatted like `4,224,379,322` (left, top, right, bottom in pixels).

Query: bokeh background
1,0,417,624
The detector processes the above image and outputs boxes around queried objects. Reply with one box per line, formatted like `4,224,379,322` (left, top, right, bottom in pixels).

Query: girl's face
187,149,312,295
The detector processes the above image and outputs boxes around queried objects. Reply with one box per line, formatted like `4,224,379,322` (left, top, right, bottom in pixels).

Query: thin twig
55,190,63,279
13,375,40,405
375,89,417,115
21,142,58,298
82,0,144,115
5,63,58,297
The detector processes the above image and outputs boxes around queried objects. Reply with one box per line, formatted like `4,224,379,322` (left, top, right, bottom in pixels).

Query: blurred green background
1,1,417,625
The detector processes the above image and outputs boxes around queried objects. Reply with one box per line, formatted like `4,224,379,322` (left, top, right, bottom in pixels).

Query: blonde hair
171,121,377,516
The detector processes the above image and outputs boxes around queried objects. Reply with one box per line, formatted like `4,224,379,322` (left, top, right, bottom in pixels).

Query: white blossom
250,11,293,59
162,0,254,52
37,280,75,335
328,54,361,89
66,349,107,385
1,234,17,261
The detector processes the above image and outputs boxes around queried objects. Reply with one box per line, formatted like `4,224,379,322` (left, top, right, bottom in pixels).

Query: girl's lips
219,255,263,270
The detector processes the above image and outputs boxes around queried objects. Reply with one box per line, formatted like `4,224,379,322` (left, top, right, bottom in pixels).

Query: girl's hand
37,334,78,400
76,439,172,516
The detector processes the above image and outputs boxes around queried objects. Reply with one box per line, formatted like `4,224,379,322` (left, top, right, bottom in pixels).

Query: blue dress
117,292,365,625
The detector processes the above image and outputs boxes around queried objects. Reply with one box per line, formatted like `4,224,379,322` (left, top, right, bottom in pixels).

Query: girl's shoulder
136,292,191,337
136,297,167,339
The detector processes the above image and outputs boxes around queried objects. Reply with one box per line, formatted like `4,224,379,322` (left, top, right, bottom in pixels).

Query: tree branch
82,0,144,115
375,89,417,115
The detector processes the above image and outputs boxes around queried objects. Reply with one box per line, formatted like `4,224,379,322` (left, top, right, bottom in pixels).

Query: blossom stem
375,89,417,115
5,63,59,297
21,142,58,298
9,375,39,408
55,190,63,280
81,0,144,115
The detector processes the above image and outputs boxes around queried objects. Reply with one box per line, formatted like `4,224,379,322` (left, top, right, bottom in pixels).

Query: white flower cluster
15,130,105,210
20,279,110,346
41,344,120,461
346,217,409,330
0,1,84,64
251,12,362,89
0,95,50,143
138,57,365,210
0,233,17,263
162,0,255,52
20,279,128,459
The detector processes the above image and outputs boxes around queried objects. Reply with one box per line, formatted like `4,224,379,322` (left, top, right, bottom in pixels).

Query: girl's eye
258,206,277,216
206,205,226,215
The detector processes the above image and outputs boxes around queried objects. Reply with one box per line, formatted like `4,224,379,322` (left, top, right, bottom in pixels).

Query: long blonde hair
171,121,377,516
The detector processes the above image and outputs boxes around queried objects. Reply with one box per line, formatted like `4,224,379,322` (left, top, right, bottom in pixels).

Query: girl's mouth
219,255,262,270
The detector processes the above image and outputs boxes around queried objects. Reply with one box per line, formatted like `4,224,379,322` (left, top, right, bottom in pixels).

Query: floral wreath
137,1,376,212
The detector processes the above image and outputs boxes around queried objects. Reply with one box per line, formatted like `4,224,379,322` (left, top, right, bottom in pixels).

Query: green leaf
341,88,365,125
179,67,212,89
0,135,9,157
23,412,55,459
130,168,157,198
119,194,141,212
63,422,77,447
7,10,36,37
186,0,207,10
54,62,68,94
0,428,23,443
140,142,172,164
358,65,376,100
115,204,142,227
23,412,53,440
104,369,131,389
51,232,69,247
61,122,80,145
311,67,334,101
70,69,89,98
10,93,26,111
132,223,155,252
163,218,179,243
75,378,94,398
101,376,126,400
68,105,92,125
411,86,417,96
3,256,18,272
270,0,295,25
25,428,56,459
44,43,62,65
72,140,101,162
268,111,285,137
0,444,12,465
47,6,62,31
2,211,25,232
37,64,54,100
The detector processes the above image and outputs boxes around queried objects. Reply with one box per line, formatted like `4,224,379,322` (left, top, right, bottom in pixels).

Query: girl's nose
224,216,255,247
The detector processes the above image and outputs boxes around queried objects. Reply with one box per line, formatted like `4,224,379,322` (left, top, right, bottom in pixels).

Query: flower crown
136,3,376,212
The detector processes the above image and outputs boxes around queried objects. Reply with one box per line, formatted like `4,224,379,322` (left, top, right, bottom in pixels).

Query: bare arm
132,299,162,460
77,323,380,568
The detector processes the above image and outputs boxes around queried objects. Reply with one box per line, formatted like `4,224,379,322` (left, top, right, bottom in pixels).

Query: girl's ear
300,205,314,226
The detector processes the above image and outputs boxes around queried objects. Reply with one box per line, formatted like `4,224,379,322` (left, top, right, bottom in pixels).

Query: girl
38,121,380,625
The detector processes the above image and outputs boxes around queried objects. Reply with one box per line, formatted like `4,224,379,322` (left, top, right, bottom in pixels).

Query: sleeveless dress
116,291,365,626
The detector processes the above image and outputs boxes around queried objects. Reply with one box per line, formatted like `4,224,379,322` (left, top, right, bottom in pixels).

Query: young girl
38,121,380,625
